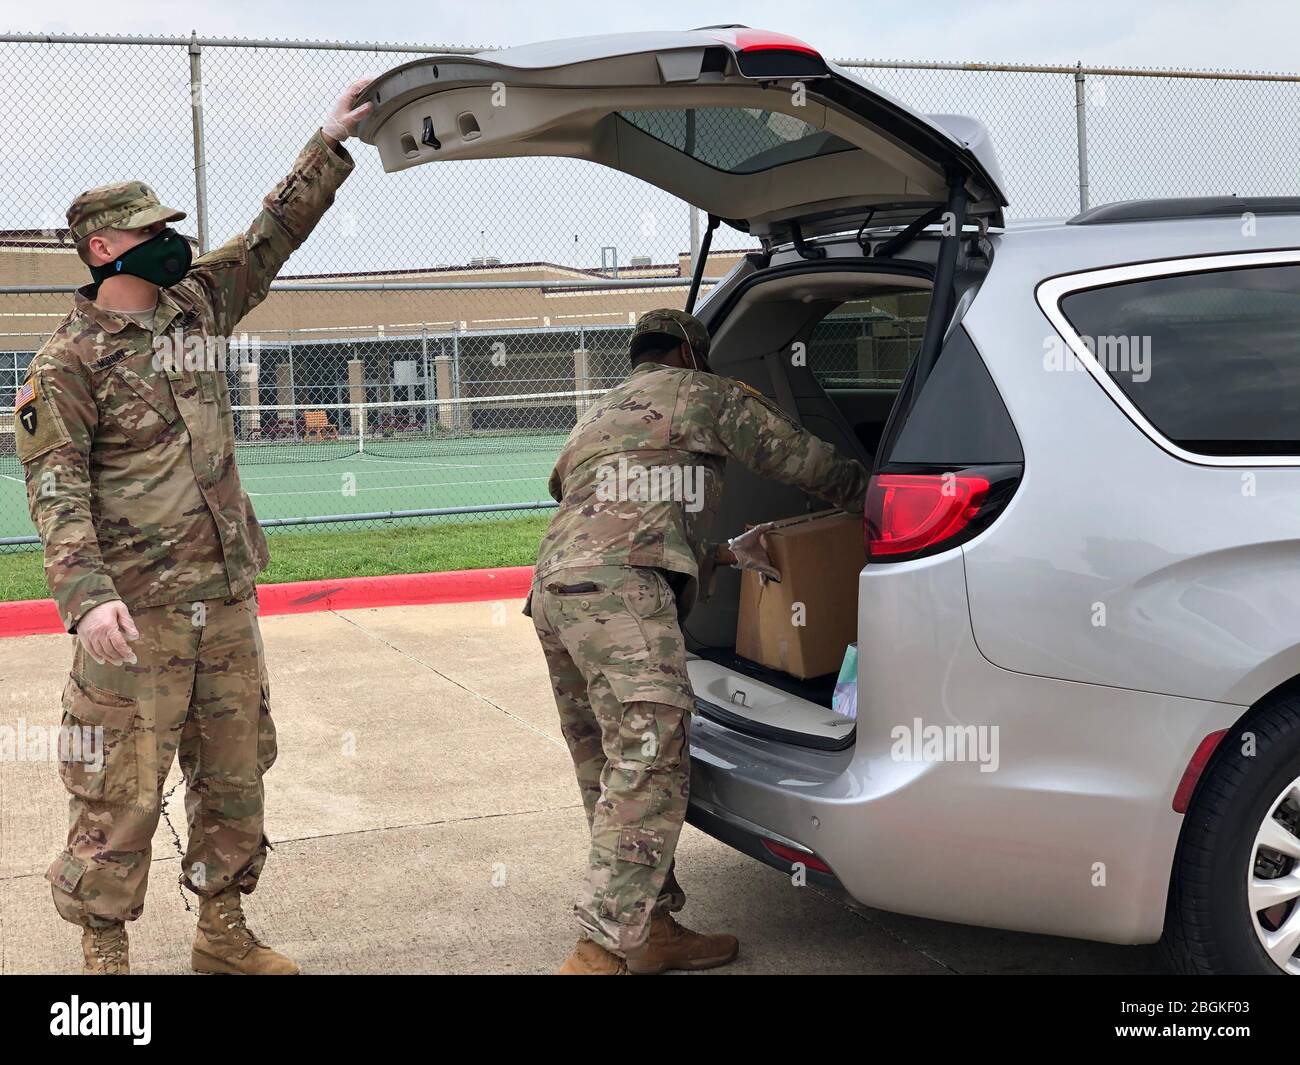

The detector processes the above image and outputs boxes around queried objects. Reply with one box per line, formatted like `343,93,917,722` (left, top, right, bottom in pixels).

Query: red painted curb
258,565,535,616
0,566,536,639
0,598,63,638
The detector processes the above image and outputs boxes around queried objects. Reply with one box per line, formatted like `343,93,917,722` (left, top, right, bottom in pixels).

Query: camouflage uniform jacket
535,361,869,610
19,132,354,631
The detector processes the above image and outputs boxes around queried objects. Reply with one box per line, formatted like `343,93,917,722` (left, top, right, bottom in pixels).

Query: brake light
866,472,990,559
761,839,832,874
707,28,822,58
1173,729,1229,813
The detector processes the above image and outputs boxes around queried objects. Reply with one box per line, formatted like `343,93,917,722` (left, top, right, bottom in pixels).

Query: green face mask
89,227,193,294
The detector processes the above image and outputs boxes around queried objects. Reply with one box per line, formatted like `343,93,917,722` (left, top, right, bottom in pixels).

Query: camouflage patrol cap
631,308,710,362
66,181,186,242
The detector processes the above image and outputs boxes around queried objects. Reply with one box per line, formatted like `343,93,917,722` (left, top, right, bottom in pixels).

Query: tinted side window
885,326,1023,465
1059,264,1300,455
806,290,932,391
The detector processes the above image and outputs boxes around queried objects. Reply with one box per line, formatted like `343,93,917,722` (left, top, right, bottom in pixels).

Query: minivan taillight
866,471,993,560
761,838,832,874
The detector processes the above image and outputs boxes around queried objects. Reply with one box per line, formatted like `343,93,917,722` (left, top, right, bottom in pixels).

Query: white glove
77,600,139,666
727,522,781,582
322,75,378,142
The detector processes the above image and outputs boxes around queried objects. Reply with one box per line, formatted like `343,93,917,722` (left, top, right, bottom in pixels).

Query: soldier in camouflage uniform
531,308,869,975
22,78,374,975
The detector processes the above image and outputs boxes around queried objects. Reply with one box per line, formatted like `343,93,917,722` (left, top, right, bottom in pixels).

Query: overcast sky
10,0,1300,71
4,2,1300,275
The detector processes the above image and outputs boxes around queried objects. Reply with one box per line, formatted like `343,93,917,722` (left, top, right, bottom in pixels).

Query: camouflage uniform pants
532,564,696,956
46,595,276,927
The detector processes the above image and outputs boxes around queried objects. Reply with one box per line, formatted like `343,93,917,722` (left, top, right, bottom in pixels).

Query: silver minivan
362,27,1300,975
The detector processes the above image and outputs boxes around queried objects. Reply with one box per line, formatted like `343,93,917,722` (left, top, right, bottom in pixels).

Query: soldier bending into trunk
529,308,869,974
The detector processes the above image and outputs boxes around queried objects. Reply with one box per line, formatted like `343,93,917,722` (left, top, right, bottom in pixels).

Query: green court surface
0,432,567,542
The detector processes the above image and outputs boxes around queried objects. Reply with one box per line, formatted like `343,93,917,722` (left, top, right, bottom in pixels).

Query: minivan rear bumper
686,549,1247,945
685,787,847,894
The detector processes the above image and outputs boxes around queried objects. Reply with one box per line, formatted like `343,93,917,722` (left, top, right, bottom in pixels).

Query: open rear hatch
360,27,1009,749
358,26,1006,243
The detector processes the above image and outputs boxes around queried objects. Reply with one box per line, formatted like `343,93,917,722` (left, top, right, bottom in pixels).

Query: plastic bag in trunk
832,643,858,720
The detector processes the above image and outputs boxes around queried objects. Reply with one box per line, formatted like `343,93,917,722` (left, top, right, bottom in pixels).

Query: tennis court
244,436,559,525
0,421,568,543
238,432,564,526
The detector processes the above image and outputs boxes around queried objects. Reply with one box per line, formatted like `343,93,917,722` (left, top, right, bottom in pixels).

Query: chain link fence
2,34,1298,548
842,59,1300,218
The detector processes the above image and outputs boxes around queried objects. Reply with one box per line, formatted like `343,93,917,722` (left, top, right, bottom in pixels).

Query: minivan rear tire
1163,694,1300,975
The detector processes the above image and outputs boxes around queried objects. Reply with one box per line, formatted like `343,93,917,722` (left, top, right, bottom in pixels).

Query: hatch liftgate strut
685,214,721,315
910,180,969,391
872,179,970,467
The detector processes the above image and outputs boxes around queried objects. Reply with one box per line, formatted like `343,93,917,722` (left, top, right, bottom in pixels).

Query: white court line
0,474,24,484
245,474,544,498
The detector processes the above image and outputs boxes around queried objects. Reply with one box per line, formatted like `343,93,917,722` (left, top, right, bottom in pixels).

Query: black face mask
89,227,193,293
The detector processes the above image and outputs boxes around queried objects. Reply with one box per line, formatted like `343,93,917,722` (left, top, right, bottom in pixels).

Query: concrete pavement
0,598,1165,974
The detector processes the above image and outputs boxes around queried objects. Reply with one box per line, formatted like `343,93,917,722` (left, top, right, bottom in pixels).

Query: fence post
451,331,463,431
1074,63,1090,214
347,357,365,443
274,353,293,439
688,207,700,277
573,343,589,420
421,324,432,432
188,32,211,254
241,346,260,439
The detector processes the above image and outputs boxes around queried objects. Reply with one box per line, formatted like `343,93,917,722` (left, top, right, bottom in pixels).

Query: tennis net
0,388,605,472
228,389,605,463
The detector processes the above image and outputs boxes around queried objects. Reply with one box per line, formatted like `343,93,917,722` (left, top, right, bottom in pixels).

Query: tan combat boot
626,914,739,974
556,938,629,975
191,888,300,975
81,922,129,975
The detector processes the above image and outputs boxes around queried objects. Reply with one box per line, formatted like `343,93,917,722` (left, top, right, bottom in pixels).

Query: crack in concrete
332,610,566,751
816,886,964,974
270,802,586,847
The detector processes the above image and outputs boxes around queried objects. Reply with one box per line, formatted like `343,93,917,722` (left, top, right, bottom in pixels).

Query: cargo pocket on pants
614,701,688,772
616,825,667,867
600,570,695,713
257,676,277,775
57,676,139,803
45,851,87,896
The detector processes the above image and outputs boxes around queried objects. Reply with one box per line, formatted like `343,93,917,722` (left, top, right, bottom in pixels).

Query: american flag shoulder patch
14,381,34,411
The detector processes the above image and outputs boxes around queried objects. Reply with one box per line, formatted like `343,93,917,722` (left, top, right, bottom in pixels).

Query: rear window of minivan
1059,263,1300,456
806,290,931,390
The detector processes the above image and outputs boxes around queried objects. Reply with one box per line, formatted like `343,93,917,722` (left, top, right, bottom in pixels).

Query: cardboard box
735,510,866,679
